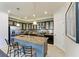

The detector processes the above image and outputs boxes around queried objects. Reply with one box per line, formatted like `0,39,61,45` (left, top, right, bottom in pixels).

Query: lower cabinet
44,35,53,44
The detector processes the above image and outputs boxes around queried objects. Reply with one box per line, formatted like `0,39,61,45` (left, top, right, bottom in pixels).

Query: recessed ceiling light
33,14,36,17
16,23,20,26
33,21,37,25
44,11,48,14
8,10,10,13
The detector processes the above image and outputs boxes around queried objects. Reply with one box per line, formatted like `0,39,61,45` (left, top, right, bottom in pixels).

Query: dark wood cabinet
9,18,54,31
44,35,53,44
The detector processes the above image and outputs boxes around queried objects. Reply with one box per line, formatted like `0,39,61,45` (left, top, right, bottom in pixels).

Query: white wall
0,11,8,50
63,3,79,56
64,3,79,57
65,37,79,56
54,5,67,51
54,2,70,51
54,2,79,56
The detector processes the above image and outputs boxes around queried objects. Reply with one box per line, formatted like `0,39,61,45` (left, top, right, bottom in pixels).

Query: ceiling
0,2,65,22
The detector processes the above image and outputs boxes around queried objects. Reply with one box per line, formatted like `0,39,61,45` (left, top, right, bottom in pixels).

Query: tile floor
46,44,64,57
1,44,64,57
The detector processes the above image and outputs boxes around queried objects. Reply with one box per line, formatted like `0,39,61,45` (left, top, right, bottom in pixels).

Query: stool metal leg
17,46,19,57
14,49,16,57
9,46,12,57
31,48,32,57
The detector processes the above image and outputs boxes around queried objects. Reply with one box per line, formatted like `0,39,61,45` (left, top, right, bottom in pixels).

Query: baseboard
54,44,65,53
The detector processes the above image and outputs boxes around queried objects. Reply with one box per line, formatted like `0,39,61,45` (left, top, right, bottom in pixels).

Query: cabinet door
22,23,26,30
31,24,33,29
9,21,13,26
50,21,54,30
29,24,31,29
37,23,39,29
39,22,41,29
46,22,49,29
13,22,17,26
19,23,22,29
41,22,45,29
28,24,30,30
33,25,36,29
26,24,28,30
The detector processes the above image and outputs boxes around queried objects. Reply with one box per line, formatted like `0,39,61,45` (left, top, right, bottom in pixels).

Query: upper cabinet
45,21,53,30
9,21,13,26
22,23,26,30
9,17,54,30
46,22,49,29
50,21,54,30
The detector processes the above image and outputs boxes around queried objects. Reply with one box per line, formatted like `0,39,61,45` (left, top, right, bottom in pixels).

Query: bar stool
5,39,21,57
22,46,36,57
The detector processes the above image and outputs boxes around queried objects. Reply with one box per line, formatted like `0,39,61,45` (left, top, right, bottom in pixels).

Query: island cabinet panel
14,35,48,57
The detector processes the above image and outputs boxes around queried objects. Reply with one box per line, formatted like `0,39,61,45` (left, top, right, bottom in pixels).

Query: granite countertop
15,35,47,45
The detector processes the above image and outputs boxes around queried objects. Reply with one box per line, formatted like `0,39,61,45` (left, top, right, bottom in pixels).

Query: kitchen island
14,35,48,57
